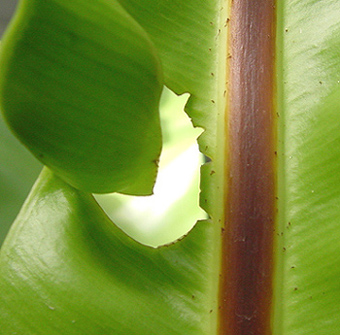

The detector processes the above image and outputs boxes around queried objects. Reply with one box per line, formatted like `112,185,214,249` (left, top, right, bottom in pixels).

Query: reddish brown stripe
219,0,276,334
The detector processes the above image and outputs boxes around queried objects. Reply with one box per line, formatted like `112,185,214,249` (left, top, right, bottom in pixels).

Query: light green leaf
274,1,340,333
276,89,340,335
0,0,163,194
116,0,227,220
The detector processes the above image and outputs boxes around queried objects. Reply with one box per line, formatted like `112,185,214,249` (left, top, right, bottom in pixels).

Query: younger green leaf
0,0,163,195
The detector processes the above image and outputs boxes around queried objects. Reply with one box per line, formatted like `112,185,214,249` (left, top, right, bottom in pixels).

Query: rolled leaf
0,0,163,194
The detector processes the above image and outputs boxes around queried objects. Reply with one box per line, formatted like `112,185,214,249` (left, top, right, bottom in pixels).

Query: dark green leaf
0,0,163,194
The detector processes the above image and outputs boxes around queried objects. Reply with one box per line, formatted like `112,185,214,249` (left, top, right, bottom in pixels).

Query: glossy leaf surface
0,169,218,334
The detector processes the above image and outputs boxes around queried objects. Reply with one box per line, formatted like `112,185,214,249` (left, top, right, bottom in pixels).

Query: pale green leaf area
0,169,219,334
94,87,206,247
274,1,340,334
0,0,163,195
277,90,340,335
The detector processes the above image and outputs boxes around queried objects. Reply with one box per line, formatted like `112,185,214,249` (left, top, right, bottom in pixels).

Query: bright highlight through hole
94,87,206,247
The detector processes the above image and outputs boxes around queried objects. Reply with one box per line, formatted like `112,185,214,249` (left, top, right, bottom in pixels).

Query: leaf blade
0,169,219,334
0,0,163,194
275,1,340,333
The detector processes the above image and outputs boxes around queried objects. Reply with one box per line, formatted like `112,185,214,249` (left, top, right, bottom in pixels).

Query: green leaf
274,1,340,333
0,0,163,194
0,168,219,334
115,0,226,220
1,0,340,334
276,89,340,335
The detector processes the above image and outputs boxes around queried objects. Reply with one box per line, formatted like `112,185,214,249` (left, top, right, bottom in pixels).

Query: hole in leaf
94,87,206,247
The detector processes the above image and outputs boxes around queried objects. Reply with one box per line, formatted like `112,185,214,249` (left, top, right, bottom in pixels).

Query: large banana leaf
1,0,340,334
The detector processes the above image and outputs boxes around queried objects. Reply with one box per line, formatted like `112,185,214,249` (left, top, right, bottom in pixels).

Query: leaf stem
219,0,277,334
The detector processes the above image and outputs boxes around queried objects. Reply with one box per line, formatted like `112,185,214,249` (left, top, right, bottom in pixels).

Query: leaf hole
94,87,206,248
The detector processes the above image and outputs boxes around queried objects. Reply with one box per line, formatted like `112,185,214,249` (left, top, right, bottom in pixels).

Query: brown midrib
219,0,276,334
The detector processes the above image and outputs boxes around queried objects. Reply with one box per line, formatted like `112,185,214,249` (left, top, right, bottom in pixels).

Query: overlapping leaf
0,0,163,194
